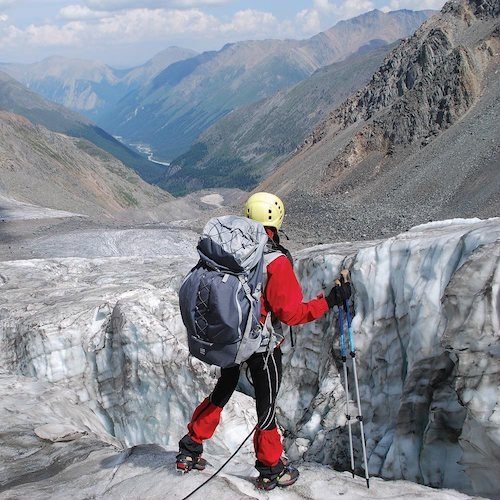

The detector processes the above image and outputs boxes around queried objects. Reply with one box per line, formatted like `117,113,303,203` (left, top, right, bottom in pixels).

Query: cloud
83,0,232,11
381,0,445,10
0,14,8,22
1,7,280,50
5,21,87,48
60,5,112,20
318,0,376,18
219,9,278,35
173,0,234,6
95,8,219,39
0,0,15,9
296,9,321,34
296,0,376,33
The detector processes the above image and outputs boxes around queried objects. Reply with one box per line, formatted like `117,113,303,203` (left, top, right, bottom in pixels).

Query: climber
176,192,351,491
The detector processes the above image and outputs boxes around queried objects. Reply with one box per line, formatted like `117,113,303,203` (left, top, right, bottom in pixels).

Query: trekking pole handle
340,269,350,283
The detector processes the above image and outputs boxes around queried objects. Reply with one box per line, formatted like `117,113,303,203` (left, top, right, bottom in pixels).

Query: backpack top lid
197,215,268,273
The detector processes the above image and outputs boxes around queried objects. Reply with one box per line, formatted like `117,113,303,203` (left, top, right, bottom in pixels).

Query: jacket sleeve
264,255,329,326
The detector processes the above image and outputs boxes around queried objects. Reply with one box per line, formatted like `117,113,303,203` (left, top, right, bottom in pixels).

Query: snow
34,424,87,442
200,193,224,207
0,217,499,499
0,372,475,500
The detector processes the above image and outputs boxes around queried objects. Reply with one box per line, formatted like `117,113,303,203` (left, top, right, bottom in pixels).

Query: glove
326,272,352,309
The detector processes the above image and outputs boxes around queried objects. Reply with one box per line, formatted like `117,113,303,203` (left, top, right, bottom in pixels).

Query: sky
0,0,446,68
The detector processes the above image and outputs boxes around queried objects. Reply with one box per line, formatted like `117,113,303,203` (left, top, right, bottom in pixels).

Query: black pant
211,348,283,430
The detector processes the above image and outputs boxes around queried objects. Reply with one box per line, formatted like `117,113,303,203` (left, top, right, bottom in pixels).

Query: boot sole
175,463,206,473
256,476,298,491
277,477,299,487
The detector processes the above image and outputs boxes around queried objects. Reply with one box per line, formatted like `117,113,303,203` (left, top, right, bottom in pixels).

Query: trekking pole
343,294,370,489
337,289,355,478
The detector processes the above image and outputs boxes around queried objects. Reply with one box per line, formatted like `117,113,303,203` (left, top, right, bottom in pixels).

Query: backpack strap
265,234,293,265
234,277,256,365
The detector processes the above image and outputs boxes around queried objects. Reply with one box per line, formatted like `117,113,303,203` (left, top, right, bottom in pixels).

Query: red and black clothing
179,230,329,477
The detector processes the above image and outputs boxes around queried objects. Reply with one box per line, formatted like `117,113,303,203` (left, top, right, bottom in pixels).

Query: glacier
0,217,498,499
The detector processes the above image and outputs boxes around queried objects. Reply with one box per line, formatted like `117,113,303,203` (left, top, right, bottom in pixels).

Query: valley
0,1,499,499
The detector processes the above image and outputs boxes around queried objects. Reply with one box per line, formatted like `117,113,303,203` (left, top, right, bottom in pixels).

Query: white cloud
83,0,233,11
296,9,321,34
0,14,8,22
296,1,377,34
6,21,86,47
95,8,218,39
0,0,15,9
174,0,234,6
337,0,375,18
60,4,112,20
1,7,280,49
219,9,278,35
381,0,446,11
313,0,336,14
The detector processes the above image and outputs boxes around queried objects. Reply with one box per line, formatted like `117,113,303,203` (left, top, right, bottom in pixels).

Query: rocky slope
0,71,165,183
0,47,196,120
162,41,394,194
0,111,171,218
258,0,499,245
102,10,433,161
0,217,497,499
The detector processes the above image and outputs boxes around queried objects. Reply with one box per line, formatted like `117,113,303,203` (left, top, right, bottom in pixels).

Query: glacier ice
279,217,500,498
0,218,499,499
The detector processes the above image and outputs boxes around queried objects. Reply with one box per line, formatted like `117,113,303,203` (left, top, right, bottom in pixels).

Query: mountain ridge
257,0,499,245
0,46,197,120
0,70,166,182
101,9,435,161
0,110,172,218
161,40,396,194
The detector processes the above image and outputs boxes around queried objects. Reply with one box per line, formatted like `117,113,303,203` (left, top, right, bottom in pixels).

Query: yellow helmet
244,192,285,230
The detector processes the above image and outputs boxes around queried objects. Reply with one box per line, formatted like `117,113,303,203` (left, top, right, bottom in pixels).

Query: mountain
257,0,500,245
120,46,198,87
0,71,166,182
0,111,171,217
161,40,395,194
0,56,124,118
101,9,435,162
0,47,197,120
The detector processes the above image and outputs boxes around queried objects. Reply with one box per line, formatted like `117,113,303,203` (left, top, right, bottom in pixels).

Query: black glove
326,280,351,309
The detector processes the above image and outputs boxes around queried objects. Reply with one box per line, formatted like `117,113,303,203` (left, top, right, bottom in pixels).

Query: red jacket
261,252,329,326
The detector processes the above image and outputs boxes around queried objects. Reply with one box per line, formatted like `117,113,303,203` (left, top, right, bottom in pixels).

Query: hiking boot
256,463,300,491
175,453,207,473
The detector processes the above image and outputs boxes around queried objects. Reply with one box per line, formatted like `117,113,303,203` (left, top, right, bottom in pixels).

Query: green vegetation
159,150,257,196
173,142,208,168
76,139,112,161
116,188,139,207
160,42,394,195
25,136,67,165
